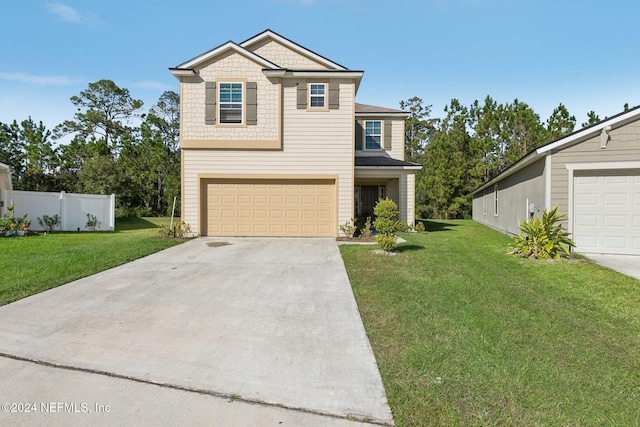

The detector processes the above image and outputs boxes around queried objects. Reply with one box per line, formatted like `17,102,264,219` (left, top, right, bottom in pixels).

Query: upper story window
494,184,499,216
309,83,326,108
364,120,382,150
219,82,243,124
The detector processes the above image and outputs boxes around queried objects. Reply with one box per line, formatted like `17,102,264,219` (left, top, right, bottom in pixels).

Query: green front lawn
0,217,187,306
341,220,640,426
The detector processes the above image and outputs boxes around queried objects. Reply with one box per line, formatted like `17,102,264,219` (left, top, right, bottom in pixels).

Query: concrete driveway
584,254,640,281
0,238,392,426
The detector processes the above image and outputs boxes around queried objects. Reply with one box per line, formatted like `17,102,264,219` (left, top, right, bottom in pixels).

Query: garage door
203,178,335,237
573,170,640,255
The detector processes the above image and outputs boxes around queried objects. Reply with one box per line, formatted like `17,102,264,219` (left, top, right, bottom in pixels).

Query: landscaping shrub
339,218,357,238
509,205,575,259
38,214,61,233
373,197,401,251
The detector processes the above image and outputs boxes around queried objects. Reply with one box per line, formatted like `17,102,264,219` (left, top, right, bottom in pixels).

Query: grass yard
0,217,187,306
340,220,640,426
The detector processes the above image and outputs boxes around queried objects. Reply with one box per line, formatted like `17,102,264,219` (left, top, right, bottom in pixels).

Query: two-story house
170,30,421,237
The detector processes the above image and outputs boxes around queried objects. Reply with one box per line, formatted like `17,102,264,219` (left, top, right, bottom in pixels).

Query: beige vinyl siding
180,54,279,141
473,158,547,235
355,117,405,161
354,169,416,224
550,118,640,215
182,79,355,234
246,39,331,70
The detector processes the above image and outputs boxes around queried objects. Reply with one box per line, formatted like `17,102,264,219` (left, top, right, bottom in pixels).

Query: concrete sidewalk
0,238,393,426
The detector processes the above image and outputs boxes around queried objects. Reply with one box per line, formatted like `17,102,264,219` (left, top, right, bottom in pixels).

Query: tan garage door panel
204,179,335,237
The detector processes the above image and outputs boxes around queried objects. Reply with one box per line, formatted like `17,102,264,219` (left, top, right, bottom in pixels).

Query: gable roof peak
171,40,279,75
240,29,347,70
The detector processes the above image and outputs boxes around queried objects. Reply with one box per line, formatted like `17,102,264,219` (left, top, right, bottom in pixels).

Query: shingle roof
355,156,421,168
355,103,406,115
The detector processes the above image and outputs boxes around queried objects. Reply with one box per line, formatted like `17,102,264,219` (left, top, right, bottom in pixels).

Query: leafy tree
399,97,434,162
581,110,601,128
423,99,474,218
501,99,547,168
0,118,58,191
546,103,576,141
54,79,143,155
0,120,25,183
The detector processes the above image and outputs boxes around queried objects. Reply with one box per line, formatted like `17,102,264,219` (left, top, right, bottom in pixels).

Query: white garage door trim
200,175,337,237
567,162,640,255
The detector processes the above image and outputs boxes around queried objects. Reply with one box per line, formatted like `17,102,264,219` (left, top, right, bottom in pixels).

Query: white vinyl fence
4,190,115,232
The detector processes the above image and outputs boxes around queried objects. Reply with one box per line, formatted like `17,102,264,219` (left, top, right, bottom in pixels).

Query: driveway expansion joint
0,352,393,426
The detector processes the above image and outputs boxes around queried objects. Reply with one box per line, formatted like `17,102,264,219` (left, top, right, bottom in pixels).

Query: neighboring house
472,106,640,255
170,29,421,237
0,162,12,216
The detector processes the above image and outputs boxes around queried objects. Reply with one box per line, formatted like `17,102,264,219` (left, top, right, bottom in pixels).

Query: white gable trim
241,30,347,71
538,108,640,155
175,41,279,72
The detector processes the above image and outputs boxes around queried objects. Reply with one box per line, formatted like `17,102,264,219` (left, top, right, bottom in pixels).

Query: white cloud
0,72,76,86
46,2,102,27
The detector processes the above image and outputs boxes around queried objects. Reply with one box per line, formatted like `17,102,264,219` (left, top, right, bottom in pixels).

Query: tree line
0,80,180,217
402,96,629,219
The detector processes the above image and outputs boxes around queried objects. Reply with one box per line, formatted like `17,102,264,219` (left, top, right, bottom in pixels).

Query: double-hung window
364,120,382,150
309,83,326,108
219,82,243,124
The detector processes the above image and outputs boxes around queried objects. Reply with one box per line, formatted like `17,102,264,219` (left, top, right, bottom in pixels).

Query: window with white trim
493,184,499,216
219,82,243,124
364,120,382,150
309,83,325,108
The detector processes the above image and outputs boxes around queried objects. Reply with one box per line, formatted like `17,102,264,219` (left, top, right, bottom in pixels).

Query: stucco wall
473,158,546,235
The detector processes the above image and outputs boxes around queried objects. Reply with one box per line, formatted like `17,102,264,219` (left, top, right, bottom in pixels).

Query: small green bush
38,214,61,233
509,205,575,259
159,221,192,239
375,234,397,251
360,217,373,239
415,221,425,233
373,197,401,251
86,214,100,231
340,218,357,238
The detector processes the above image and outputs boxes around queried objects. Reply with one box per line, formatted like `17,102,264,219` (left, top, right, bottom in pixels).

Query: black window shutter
205,82,216,125
246,82,257,125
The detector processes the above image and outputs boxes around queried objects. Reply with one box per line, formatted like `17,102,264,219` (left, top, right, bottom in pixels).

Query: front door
360,186,379,218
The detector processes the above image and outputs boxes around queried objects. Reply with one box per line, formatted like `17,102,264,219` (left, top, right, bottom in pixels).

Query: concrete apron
0,238,393,425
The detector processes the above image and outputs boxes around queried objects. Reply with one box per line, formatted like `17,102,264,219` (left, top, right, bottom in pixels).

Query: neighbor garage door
573,170,640,255
203,178,335,237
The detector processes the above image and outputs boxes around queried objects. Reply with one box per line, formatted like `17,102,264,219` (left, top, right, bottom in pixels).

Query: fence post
59,191,65,231
110,194,115,231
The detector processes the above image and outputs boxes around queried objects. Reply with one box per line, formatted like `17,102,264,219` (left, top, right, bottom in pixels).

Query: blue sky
1,0,639,136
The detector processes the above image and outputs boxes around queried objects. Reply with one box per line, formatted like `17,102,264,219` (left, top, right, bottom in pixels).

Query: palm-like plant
510,205,575,259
